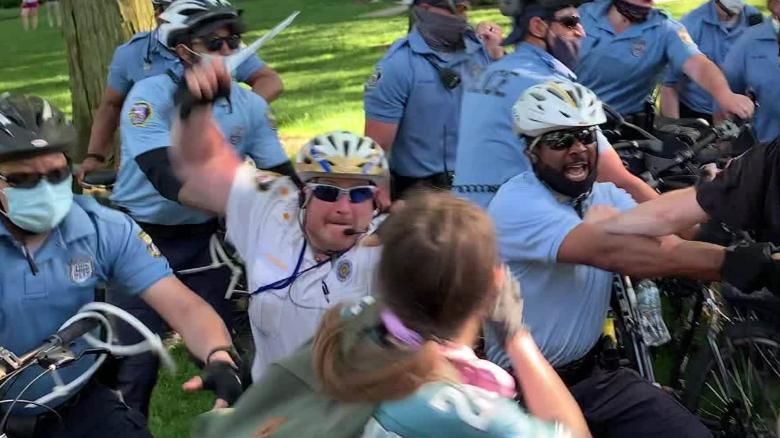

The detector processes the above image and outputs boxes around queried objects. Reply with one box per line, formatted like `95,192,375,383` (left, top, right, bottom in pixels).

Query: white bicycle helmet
296,131,389,184
158,0,242,48
512,80,606,138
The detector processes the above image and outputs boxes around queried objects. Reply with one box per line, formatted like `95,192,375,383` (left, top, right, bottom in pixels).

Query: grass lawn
0,0,769,436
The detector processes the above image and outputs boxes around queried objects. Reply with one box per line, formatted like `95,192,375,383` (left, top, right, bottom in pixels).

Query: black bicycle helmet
157,0,245,49
0,93,75,164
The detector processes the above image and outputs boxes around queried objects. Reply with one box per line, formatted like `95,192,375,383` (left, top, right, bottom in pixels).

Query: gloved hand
721,242,780,293
484,265,525,347
201,360,243,406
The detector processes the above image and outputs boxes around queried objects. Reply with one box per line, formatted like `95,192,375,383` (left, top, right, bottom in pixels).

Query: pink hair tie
380,309,424,349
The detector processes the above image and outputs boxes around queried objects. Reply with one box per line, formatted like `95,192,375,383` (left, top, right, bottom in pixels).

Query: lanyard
250,241,330,296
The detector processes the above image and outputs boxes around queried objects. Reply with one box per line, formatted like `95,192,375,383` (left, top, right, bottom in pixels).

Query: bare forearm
508,331,591,438
598,234,724,280
597,148,659,203
87,100,122,157
250,70,283,102
660,86,680,119
601,188,706,236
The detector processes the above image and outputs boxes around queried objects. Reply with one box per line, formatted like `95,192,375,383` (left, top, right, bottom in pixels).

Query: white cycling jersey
226,165,383,380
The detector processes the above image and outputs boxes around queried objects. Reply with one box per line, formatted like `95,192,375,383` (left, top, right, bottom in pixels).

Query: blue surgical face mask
0,175,74,233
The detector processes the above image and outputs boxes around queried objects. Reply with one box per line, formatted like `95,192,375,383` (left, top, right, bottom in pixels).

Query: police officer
167,57,393,382
77,0,283,180
721,0,780,143
107,0,292,418
0,94,241,438
453,0,658,210
363,0,500,199
660,0,762,122
576,0,754,129
487,81,776,437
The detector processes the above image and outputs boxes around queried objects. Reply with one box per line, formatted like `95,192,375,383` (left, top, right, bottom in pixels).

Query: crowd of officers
2,0,780,436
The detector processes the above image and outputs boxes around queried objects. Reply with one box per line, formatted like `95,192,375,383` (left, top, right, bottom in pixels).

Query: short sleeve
596,128,613,153
225,165,285,260
121,80,175,157
489,177,581,265
99,212,173,296
245,96,289,168
363,51,413,123
696,140,780,231
234,52,266,84
664,20,702,73
106,45,135,95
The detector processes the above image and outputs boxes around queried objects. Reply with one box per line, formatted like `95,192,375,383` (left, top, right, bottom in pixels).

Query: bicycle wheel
683,322,780,437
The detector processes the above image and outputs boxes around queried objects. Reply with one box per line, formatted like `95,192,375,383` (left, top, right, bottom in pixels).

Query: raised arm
169,59,242,214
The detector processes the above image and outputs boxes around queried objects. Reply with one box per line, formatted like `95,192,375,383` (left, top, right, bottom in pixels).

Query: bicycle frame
612,275,656,382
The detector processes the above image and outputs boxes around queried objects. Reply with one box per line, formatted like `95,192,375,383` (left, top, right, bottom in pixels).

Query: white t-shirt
227,165,383,380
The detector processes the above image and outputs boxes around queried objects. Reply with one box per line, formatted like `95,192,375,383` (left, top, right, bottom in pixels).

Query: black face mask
546,28,581,71
613,0,652,23
532,150,599,199
411,6,469,52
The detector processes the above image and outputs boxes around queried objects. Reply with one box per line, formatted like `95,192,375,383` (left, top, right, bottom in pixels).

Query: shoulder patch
254,170,282,192
138,230,162,258
128,101,153,127
677,27,694,45
365,66,383,91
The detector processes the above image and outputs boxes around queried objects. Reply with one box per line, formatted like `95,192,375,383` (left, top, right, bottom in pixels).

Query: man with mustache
486,80,777,436
453,0,658,210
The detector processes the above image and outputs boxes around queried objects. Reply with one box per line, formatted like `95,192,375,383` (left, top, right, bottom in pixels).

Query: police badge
69,257,94,284
631,39,646,58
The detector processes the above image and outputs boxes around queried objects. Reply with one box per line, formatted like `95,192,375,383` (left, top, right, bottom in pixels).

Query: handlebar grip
53,318,100,346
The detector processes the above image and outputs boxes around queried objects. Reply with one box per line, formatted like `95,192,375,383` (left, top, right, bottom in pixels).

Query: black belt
554,341,602,387
136,219,218,240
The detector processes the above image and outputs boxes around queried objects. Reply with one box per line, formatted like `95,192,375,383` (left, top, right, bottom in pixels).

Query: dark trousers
390,171,453,201
3,381,151,438
568,367,711,438
106,224,231,418
679,102,714,125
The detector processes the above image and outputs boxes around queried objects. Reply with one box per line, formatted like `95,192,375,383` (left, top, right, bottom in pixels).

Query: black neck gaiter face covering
613,0,652,23
411,6,469,52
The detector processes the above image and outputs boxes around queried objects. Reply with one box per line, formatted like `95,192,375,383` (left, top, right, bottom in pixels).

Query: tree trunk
61,0,155,161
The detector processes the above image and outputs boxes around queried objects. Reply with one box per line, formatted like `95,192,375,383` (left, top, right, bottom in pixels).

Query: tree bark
60,0,155,161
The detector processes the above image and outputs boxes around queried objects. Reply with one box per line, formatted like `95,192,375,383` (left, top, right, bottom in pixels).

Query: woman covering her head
192,192,589,438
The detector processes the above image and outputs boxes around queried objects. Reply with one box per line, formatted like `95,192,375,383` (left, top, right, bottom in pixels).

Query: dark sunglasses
0,166,71,189
537,126,598,151
198,34,241,52
548,15,581,29
308,183,376,204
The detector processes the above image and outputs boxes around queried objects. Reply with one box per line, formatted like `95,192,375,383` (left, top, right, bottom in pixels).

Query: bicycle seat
82,169,117,187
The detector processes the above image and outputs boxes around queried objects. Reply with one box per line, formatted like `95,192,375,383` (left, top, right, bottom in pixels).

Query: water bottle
635,280,671,346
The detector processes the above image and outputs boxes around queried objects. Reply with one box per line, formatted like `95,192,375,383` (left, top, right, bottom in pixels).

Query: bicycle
80,170,256,381
0,302,174,437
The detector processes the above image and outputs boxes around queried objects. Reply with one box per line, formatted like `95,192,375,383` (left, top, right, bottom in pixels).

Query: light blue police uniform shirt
106,29,266,95
485,172,636,368
364,27,492,178
453,42,611,209
663,2,761,114
0,196,171,413
722,19,780,143
577,0,701,116
112,74,288,225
